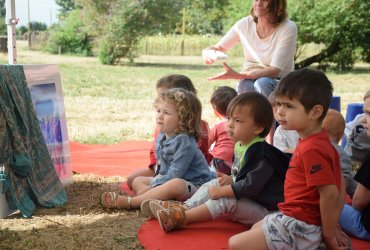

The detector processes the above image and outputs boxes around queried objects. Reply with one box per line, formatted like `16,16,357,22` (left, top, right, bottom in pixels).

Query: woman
205,0,297,97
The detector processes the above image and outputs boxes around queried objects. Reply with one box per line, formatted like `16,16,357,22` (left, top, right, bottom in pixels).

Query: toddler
127,74,212,194
101,88,216,209
209,86,237,174
322,109,357,197
339,89,370,241
141,92,290,232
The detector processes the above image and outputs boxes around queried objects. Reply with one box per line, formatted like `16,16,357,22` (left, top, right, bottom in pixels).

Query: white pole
5,0,17,64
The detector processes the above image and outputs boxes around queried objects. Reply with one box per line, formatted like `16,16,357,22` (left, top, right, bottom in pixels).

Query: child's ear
254,125,264,136
310,104,324,120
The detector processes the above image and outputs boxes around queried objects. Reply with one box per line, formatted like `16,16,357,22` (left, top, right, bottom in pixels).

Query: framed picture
24,65,72,185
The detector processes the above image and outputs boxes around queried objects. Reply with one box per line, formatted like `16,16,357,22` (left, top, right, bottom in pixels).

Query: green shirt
232,136,264,181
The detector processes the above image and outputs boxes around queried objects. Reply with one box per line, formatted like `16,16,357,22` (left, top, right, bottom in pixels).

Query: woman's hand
207,62,242,81
217,172,232,186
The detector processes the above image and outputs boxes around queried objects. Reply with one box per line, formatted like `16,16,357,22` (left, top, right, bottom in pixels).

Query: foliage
45,10,92,56
56,0,80,20
184,0,230,35
0,0,5,16
0,0,6,35
222,0,251,31
17,22,48,35
79,0,187,64
290,0,370,70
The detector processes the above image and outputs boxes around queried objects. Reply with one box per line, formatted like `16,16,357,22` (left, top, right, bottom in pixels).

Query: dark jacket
231,141,290,211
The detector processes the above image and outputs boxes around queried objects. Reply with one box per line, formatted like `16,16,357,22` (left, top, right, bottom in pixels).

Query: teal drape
0,65,67,218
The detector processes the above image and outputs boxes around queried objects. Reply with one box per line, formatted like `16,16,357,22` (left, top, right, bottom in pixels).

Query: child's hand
217,172,232,186
208,186,223,200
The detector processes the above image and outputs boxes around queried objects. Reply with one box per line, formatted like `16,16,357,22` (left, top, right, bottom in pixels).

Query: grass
1,41,369,144
0,40,369,249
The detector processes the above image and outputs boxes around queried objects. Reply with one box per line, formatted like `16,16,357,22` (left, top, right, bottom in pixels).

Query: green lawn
1,41,369,144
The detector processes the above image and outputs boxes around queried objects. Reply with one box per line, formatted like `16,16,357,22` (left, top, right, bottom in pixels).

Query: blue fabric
236,77,278,97
152,133,216,187
340,204,370,241
0,65,67,217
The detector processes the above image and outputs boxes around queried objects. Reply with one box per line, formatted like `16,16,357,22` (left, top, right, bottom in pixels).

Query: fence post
181,8,186,56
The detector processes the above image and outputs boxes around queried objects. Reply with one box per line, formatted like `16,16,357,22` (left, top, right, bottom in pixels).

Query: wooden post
181,8,186,56
28,0,31,49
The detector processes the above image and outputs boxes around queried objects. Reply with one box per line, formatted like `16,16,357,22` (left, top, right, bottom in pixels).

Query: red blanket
70,141,369,249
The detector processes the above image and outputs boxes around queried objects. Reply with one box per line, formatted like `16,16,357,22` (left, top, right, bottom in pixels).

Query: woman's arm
207,62,280,81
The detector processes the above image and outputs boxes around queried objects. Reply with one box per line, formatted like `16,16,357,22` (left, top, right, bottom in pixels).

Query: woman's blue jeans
237,77,278,97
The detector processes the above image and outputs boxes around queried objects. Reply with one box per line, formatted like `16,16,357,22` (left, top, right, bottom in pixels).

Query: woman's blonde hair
250,0,287,24
156,88,202,140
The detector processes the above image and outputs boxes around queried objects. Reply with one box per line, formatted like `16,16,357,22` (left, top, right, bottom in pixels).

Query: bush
45,10,92,56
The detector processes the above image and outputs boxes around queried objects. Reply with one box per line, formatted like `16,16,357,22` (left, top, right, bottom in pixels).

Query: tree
78,0,186,64
0,0,6,35
46,9,92,56
290,0,370,70
56,0,80,19
184,0,230,35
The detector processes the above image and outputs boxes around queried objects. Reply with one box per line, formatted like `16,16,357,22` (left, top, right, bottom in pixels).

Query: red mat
138,217,248,250
69,141,370,249
70,141,151,177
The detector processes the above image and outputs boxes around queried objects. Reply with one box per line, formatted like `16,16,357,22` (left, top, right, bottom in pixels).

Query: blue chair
342,103,364,148
330,95,341,112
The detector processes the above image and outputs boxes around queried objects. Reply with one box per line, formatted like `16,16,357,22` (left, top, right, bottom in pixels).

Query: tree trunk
295,41,341,69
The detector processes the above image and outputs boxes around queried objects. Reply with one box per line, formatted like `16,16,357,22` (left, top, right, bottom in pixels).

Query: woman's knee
254,77,277,97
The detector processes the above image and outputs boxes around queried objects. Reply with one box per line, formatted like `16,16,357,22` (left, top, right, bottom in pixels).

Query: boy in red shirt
228,68,347,249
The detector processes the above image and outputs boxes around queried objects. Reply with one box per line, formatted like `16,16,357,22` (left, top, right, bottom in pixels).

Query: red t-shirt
278,130,341,226
148,120,212,168
208,120,235,165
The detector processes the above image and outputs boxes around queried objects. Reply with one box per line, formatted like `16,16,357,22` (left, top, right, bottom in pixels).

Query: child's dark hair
210,86,237,117
275,68,333,121
227,92,273,138
156,74,197,94
156,88,202,140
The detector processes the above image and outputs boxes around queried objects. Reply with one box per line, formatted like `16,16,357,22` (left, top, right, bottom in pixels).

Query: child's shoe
140,199,187,218
157,206,186,232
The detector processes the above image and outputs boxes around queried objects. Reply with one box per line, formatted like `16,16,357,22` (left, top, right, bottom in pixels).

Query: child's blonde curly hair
156,88,202,140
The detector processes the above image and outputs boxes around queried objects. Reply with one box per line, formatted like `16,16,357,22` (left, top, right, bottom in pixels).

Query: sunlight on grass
1,41,369,144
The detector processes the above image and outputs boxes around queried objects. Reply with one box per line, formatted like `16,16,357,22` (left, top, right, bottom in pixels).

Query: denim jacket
151,133,216,187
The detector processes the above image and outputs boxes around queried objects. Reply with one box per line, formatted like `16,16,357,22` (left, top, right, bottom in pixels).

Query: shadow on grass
0,174,147,249
122,62,221,71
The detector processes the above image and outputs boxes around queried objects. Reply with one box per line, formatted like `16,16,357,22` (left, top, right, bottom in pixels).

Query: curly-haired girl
101,88,216,209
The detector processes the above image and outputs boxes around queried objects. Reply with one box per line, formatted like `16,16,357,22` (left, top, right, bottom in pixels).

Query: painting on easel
24,65,72,185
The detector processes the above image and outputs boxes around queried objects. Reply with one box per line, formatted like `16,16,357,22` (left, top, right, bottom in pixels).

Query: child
269,90,299,152
228,68,346,250
101,88,216,209
141,92,290,232
339,89,370,241
126,74,212,193
273,125,299,153
344,112,370,165
209,86,237,175
322,109,357,197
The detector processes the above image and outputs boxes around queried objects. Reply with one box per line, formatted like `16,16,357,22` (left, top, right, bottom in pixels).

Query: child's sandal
101,191,132,209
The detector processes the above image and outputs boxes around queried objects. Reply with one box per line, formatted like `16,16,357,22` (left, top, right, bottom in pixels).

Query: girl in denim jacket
101,88,216,209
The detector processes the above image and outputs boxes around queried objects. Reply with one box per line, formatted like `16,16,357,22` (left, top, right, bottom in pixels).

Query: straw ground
0,41,369,249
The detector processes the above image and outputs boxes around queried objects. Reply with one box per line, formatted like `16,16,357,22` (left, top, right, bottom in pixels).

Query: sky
14,0,60,27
